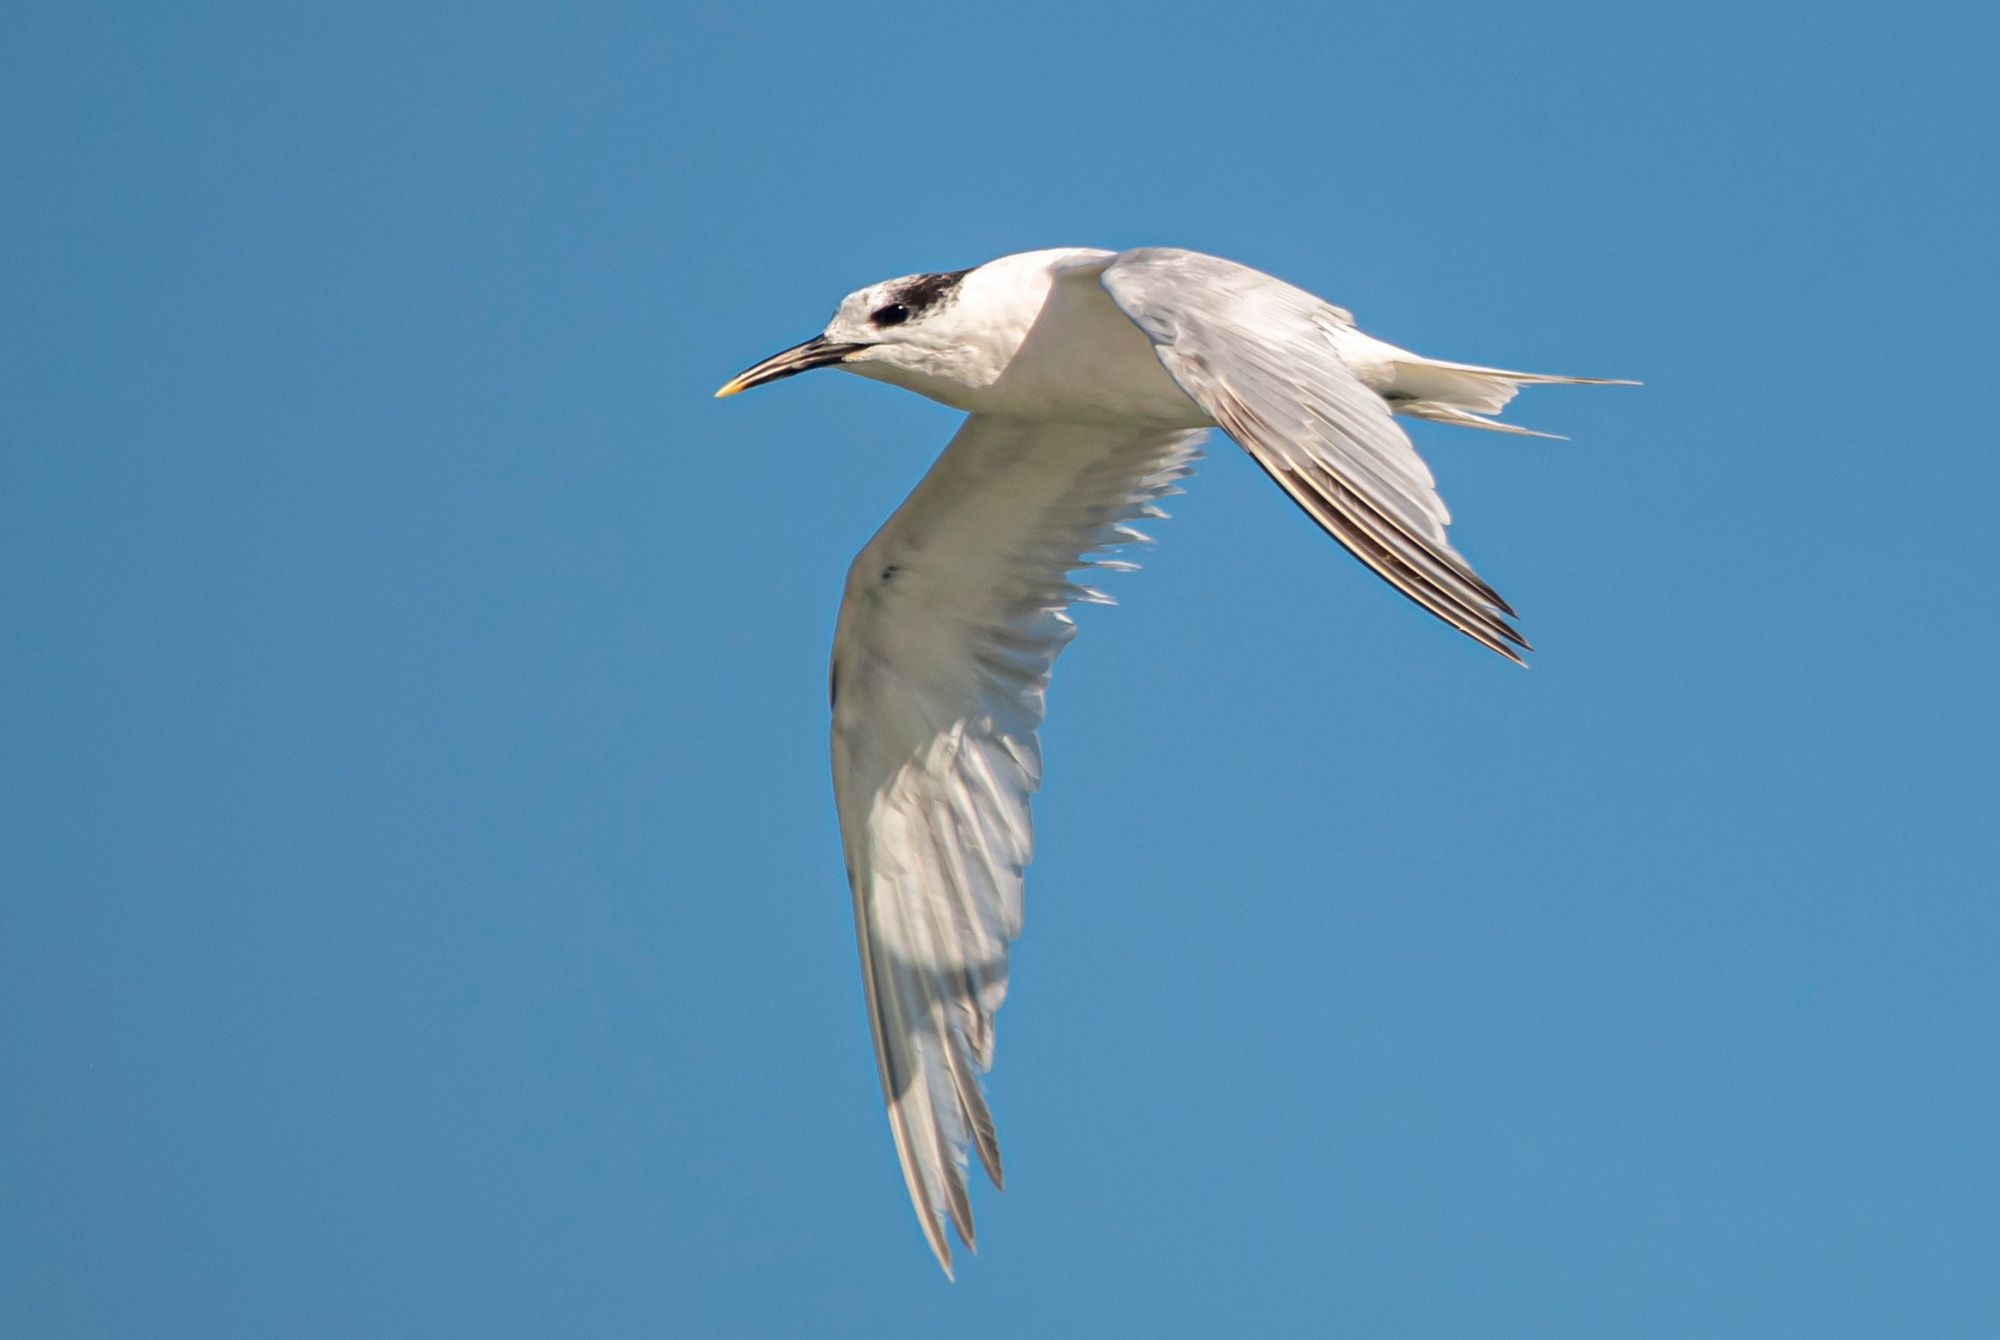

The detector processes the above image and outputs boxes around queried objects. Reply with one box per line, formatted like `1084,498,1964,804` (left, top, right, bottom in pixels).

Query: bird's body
717,246,1630,1274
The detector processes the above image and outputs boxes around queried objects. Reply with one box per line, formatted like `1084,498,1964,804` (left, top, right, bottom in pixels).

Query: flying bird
716,247,1631,1273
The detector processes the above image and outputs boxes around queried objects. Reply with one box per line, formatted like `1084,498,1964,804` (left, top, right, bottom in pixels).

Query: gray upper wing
1088,247,1528,662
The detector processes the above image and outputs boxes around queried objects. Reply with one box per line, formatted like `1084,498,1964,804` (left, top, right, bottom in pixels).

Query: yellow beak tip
713,379,746,399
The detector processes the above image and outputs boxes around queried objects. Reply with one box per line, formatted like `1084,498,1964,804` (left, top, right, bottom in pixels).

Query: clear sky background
5,3,1997,1336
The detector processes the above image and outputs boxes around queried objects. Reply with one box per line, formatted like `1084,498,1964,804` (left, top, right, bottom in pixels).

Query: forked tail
1378,352,1638,439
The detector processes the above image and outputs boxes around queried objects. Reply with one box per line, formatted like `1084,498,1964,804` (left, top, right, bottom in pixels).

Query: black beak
714,335,868,398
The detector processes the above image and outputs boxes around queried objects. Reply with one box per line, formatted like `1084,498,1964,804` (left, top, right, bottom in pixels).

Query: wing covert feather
1092,247,1529,662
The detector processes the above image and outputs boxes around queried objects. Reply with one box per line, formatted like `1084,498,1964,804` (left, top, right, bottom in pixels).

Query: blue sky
5,2,1997,1335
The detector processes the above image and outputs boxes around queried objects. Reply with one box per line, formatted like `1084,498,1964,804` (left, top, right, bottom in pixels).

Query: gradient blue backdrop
6,3,1996,1335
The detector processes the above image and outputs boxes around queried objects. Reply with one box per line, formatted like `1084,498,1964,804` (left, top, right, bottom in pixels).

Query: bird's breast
969,270,1213,428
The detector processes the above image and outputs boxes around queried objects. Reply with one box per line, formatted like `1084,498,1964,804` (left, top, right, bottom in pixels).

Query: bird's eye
870,303,910,327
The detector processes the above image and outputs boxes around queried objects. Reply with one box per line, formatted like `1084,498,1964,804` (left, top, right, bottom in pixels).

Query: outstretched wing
1085,247,1530,663
830,412,1204,1274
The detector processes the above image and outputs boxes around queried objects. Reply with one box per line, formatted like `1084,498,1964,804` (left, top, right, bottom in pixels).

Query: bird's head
716,266,1008,408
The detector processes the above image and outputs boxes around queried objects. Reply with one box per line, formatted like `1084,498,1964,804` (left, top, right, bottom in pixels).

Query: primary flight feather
716,246,1631,1273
